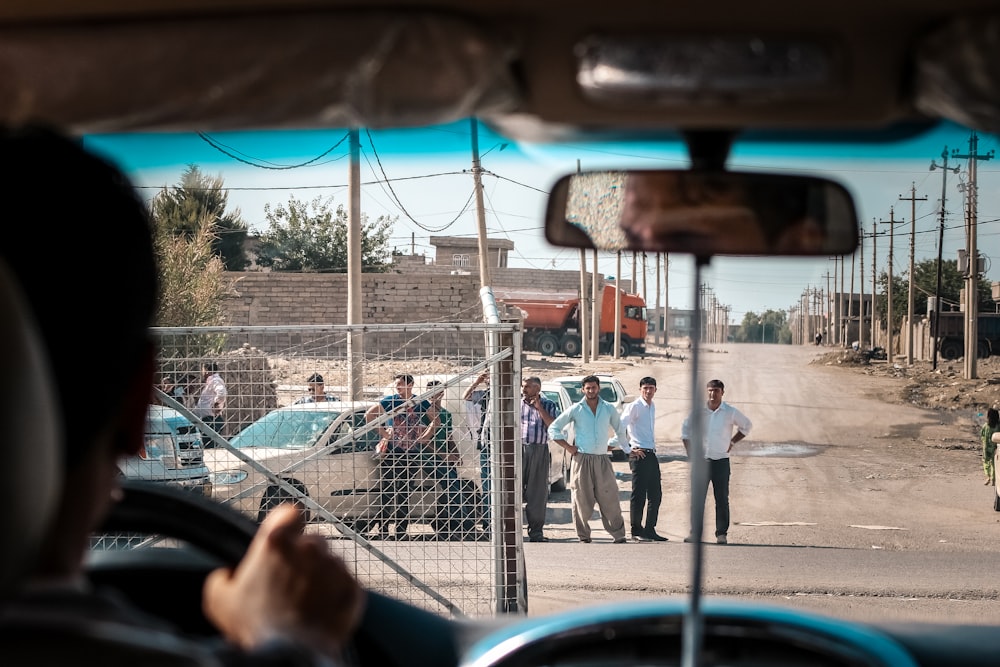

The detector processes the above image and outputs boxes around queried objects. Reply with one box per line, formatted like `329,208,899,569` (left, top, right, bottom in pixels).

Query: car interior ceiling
0,3,995,141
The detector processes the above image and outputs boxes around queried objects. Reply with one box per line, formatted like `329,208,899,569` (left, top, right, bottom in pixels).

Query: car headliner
0,1,998,144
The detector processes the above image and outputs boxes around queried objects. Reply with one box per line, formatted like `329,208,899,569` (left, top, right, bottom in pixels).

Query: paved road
523,343,998,624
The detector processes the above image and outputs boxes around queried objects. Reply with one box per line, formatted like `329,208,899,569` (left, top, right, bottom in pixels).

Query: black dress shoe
528,535,550,542
644,531,668,542
580,537,592,543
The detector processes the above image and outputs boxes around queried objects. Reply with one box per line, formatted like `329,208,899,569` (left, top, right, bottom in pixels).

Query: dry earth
813,348,1000,415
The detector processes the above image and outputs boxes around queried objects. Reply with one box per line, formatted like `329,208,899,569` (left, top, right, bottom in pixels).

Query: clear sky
83,120,1000,326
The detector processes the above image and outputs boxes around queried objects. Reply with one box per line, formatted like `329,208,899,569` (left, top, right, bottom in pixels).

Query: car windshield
86,115,1000,631
229,409,342,450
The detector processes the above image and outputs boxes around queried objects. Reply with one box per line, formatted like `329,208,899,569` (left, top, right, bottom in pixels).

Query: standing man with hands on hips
682,378,752,545
548,375,628,544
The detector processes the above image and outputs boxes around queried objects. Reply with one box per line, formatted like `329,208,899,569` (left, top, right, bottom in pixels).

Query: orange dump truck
499,285,647,358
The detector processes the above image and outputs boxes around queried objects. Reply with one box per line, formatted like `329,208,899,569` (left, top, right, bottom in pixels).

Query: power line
197,131,351,169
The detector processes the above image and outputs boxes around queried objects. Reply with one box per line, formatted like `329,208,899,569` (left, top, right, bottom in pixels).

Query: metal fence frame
148,321,525,617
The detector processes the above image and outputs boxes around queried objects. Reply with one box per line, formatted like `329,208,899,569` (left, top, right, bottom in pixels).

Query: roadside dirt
811,348,1000,415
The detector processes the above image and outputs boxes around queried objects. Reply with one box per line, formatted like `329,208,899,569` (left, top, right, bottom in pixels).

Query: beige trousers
569,452,626,541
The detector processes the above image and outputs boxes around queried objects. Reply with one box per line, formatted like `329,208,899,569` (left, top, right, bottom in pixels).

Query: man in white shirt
195,362,228,447
681,378,752,545
620,377,665,542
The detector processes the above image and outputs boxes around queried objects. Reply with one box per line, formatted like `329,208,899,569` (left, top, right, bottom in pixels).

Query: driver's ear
117,341,156,457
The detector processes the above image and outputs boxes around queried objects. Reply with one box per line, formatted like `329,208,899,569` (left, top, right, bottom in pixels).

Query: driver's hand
203,503,366,658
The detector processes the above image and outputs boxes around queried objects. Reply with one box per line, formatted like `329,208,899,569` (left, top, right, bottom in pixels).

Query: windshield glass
229,409,341,450
86,117,1000,628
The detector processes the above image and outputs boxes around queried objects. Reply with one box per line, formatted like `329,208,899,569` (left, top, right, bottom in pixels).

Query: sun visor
0,11,521,132
914,14,1000,134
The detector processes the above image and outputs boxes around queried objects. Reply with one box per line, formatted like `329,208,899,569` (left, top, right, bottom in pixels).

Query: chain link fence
104,322,526,617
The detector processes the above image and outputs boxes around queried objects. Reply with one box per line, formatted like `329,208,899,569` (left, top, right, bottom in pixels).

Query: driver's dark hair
0,125,158,468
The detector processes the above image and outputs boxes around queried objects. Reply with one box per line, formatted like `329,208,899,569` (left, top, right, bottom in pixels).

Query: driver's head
0,125,158,574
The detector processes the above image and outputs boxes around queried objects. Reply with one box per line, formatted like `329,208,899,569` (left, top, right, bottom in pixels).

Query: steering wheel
97,480,461,667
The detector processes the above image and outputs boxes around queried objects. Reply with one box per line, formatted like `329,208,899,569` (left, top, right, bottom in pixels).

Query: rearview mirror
545,170,858,257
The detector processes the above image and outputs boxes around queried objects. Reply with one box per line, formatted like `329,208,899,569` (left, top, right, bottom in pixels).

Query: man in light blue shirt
548,374,628,543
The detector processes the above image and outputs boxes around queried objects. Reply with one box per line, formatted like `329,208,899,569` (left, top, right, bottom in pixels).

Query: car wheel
257,483,310,523
618,340,631,358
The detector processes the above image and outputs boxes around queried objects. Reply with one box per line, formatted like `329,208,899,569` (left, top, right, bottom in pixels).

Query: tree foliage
255,195,395,272
150,165,249,270
875,258,992,329
152,211,232,329
734,309,789,343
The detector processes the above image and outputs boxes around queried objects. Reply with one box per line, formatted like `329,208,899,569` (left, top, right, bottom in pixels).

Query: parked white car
204,400,481,537
119,405,212,496
548,373,633,412
540,381,574,492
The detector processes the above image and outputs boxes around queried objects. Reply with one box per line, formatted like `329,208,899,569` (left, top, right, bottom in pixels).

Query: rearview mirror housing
545,170,859,257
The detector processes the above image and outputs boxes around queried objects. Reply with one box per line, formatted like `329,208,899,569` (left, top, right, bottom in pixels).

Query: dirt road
522,343,1000,624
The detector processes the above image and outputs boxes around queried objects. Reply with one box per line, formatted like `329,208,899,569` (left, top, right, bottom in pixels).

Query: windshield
229,409,342,450
87,117,1000,630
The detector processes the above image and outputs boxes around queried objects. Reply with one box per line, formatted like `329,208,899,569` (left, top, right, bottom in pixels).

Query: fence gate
147,322,525,618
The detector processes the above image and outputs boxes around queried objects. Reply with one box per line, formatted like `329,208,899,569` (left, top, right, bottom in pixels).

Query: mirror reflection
546,170,859,256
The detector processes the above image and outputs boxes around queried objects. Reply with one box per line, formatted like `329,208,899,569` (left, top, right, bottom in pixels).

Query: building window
452,254,470,267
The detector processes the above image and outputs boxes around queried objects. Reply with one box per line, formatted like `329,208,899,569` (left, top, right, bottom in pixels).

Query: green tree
876,258,992,329
255,195,394,272
153,211,232,330
735,309,788,343
150,165,249,270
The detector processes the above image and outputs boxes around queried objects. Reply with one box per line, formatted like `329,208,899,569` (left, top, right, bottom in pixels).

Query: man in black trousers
620,377,666,541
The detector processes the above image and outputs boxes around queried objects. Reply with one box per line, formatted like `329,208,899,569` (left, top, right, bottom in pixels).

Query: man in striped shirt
521,376,560,542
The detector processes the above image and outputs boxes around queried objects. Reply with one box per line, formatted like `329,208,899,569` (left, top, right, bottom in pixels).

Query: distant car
540,381,575,492
204,400,480,536
549,373,632,412
119,405,212,496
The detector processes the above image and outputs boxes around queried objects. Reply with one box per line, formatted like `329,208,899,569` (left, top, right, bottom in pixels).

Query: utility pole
614,251,622,358
591,250,599,359
824,271,832,342
663,255,669,346
654,253,661,348
347,129,364,401
899,183,927,365
839,255,846,346
579,248,590,363
470,119,491,289
828,260,838,346
576,161,589,364
859,228,865,349
871,219,878,350
631,251,637,294
849,250,855,348
879,207,900,364
953,132,994,380
929,147,961,370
